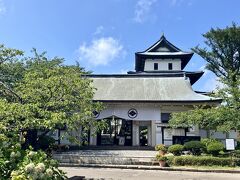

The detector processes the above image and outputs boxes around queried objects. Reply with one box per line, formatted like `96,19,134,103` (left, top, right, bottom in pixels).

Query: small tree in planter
155,144,167,155
156,154,168,167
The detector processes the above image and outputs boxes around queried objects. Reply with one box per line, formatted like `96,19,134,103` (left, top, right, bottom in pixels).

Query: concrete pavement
61,167,240,180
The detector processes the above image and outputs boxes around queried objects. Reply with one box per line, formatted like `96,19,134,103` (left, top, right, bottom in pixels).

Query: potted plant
156,154,168,167
155,144,167,155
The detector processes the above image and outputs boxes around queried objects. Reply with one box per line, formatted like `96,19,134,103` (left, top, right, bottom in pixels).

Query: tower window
154,63,158,70
168,63,173,70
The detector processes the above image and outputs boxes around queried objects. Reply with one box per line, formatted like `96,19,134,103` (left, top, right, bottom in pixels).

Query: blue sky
0,0,239,92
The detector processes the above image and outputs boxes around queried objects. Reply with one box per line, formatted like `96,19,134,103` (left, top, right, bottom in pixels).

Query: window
161,113,171,123
154,63,158,70
168,63,173,70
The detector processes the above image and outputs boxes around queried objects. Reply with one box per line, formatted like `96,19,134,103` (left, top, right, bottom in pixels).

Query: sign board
226,139,235,150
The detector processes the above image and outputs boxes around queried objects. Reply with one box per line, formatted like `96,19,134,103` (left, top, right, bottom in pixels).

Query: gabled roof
141,35,182,53
91,77,221,103
135,35,194,71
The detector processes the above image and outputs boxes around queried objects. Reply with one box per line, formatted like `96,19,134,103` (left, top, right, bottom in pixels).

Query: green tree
169,106,240,134
0,46,103,147
169,23,240,133
192,23,240,80
0,45,103,179
192,23,240,107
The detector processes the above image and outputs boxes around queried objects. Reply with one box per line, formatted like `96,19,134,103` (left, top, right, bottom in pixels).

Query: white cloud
202,76,225,92
78,37,124,66
120,69,129,74
170,0,178,6
199,65,211,77
170,0,194,7
0,0,6,15
202,76,218,92
133,0,157,23
93,26,104,36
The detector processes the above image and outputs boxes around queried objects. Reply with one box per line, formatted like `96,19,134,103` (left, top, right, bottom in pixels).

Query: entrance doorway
97,118,132,146
139,126,148,146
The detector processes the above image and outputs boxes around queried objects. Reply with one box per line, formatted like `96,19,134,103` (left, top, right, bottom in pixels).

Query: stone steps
53,150,158,165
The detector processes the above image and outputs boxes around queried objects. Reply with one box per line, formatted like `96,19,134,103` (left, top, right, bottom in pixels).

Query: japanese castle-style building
61,35,237,147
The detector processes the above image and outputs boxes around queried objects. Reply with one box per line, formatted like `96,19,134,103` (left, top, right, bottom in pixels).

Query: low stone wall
53,150,157,165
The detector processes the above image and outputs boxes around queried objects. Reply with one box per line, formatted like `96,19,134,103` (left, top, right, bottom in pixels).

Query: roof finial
161,31,165,39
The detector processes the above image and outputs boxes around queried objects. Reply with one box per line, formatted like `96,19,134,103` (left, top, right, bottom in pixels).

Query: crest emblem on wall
128,108,138,119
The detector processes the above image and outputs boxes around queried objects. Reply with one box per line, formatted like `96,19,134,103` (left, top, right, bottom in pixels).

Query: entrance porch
90,116,156,147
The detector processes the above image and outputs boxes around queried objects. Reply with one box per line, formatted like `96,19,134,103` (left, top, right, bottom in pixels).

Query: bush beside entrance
168,155,240,167
207,142,224,156
184,141,204,156
167,144,184,156
155,139,240,168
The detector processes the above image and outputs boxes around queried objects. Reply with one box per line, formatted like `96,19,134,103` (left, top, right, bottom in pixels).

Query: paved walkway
61,167,240,180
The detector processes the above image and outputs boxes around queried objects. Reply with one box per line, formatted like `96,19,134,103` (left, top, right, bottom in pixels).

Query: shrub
168,144,184,156
156,154,168,161
201,138,219,147
201,138,219,153
184,141,204,156
155,144,167,152
232,150,240,158
169,155,240,167
11,149,67,179
0,132,67,179
207,142,224,156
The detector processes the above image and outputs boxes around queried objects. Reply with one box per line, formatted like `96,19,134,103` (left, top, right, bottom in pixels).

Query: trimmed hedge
168,144,184,156
167,155,240,167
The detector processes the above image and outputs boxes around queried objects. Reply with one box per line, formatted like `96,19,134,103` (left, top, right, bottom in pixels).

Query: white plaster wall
200,129,238,140
96,104,160,121
151,120,156,146
59,129,81,145
144,59,181,71
155,122,163,145
132,121,139,146
200,129,238,147
186,125,200,136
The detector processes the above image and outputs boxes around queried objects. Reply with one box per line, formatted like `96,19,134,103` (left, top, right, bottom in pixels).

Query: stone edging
59,163,240,174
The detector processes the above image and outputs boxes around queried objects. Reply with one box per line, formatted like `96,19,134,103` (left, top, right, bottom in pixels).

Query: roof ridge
142,35,182,53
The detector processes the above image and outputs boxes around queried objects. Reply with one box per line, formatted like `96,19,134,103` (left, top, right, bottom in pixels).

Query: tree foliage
192,22,240,80
0,45,103,146
192,22,240,108
170,23,240,132
169,106,240,133
0,44,104,179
